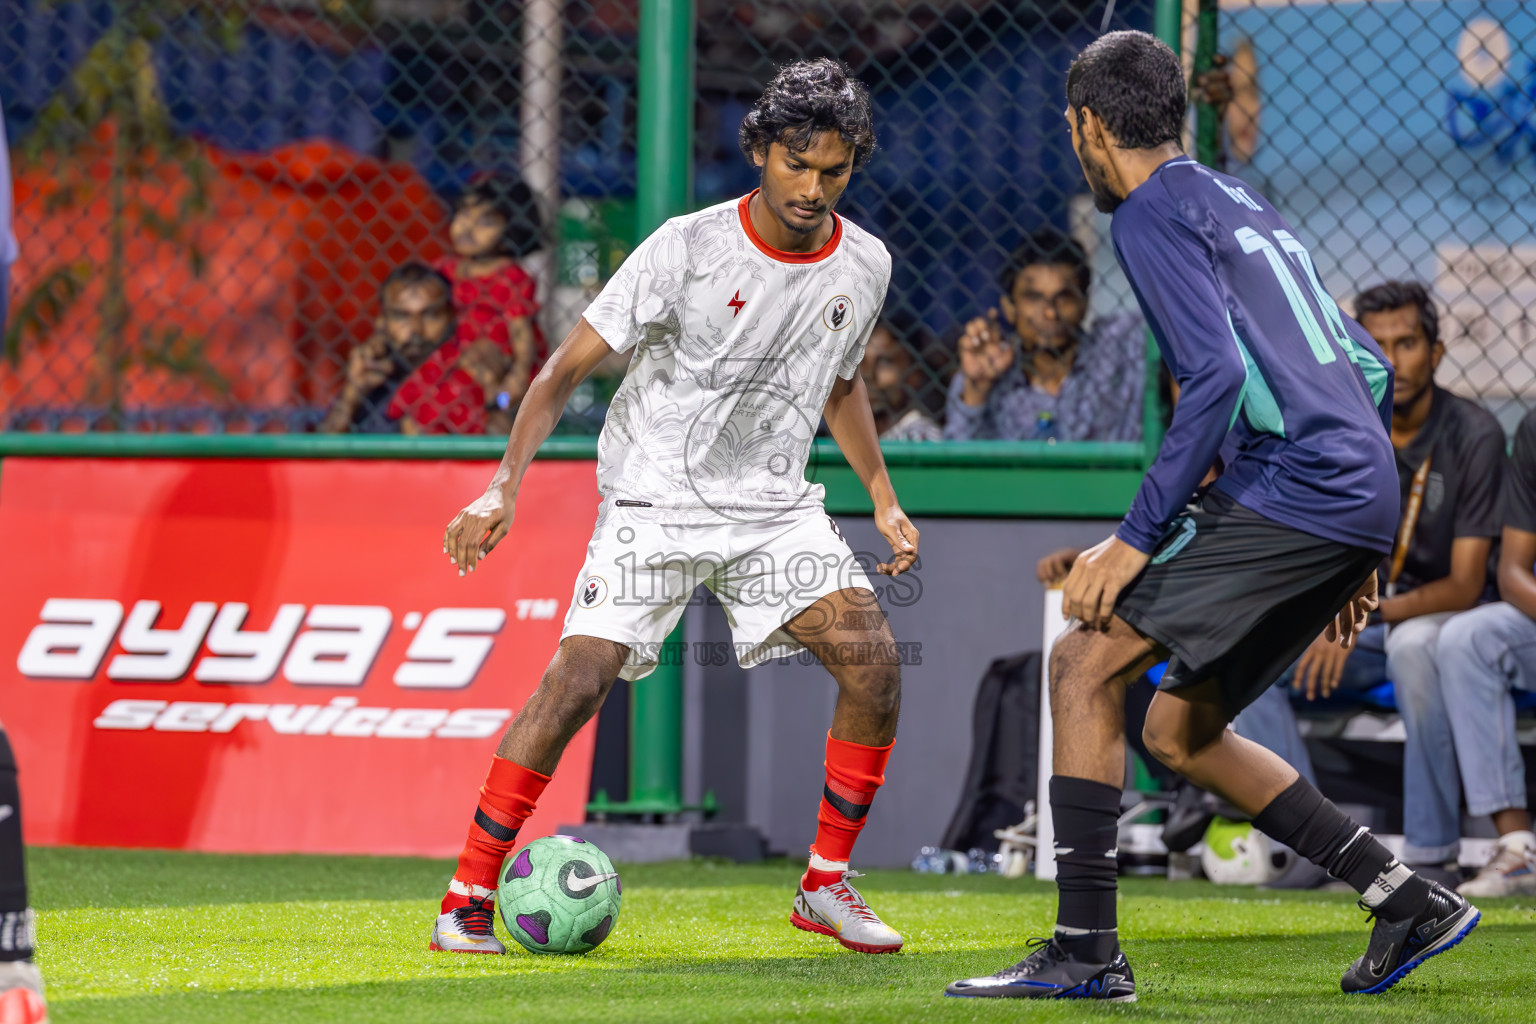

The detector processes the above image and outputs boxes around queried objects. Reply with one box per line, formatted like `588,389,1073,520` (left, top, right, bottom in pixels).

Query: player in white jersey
429,59,917,956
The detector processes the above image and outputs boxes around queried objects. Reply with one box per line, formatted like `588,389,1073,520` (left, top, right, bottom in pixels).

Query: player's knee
537,664,614,724
837,661,901,716
1048,630,1098,708
1140,716,1191,773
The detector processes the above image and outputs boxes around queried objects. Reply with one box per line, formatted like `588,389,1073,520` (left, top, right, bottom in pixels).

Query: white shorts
560,508,875,680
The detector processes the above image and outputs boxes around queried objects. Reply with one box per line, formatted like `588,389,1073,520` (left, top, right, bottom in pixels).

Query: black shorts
1115,488,1383,718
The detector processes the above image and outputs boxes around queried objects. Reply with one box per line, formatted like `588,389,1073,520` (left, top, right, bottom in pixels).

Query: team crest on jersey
1426,472,1445,515
823,295,853,331
579,576,609,608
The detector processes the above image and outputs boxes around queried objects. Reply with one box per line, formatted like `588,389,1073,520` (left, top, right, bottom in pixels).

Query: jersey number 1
1233,227,1388,402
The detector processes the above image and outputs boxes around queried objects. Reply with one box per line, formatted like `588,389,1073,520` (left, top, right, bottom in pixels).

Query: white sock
1360,860,1415,909
807,852,849,875
448,878,495,899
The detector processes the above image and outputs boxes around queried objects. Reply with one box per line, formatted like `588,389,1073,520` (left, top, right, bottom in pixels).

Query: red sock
443,756,551,913
802,733,893,891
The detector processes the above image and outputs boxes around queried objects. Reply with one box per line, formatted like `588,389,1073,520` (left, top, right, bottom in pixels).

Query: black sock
0,729,34,961
1051,775,1121,961
1253,776,1429,921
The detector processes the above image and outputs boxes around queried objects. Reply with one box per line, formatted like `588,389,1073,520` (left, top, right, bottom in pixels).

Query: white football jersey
582,192,891,525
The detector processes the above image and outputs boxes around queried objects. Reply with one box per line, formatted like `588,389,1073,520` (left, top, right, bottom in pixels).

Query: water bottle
966,847,999,874
911,846,947,873
912,846,970,873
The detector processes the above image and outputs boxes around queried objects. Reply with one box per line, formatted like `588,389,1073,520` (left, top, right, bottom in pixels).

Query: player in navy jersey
946,31,1480,1003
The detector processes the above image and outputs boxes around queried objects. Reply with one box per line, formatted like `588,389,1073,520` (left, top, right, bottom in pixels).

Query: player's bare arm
821,371,918,576
443,317,613,575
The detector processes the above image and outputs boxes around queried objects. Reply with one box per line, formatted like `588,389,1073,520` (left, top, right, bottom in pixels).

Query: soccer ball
497,835,623,954
1199,818,1292,885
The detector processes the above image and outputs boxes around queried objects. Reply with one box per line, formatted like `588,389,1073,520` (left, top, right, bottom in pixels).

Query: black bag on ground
939,650,1041,853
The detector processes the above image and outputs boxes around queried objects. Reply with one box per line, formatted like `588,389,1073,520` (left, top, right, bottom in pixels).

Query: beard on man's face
1082,151,1123,214
393,331,443,366
1392,380,1432,417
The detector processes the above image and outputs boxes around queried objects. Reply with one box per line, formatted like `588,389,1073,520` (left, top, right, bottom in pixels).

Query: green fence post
638,0,695,231
1193,0,1220,168
1153,0,1181,51
622,0,695,817
1141,0,1184,463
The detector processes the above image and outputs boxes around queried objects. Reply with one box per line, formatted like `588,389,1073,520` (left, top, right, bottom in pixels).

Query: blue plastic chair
1142,663,1535,713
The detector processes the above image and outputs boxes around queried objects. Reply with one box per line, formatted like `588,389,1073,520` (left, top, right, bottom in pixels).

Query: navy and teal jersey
1111,157,1397,556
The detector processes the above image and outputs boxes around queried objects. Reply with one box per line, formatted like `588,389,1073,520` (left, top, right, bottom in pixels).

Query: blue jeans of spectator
1436,603,1534,821
1233,615,1464,865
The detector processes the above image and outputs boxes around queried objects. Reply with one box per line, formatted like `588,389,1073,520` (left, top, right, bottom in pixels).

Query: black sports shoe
1341,882,1480,994
945,937,1136,1001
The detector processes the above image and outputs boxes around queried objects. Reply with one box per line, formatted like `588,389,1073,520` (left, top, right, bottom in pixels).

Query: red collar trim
737,191,842,264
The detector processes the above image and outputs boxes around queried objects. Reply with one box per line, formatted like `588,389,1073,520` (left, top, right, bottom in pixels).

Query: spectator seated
945,228,1143,442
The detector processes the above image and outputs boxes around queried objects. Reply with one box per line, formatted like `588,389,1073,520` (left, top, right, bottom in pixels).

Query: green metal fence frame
0,432,1147,516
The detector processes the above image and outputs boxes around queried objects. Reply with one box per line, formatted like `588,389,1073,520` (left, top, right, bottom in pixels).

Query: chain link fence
1,1,1532,437
1212,0,1536,434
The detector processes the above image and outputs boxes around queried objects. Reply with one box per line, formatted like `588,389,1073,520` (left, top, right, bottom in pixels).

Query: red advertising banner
0,457,601,856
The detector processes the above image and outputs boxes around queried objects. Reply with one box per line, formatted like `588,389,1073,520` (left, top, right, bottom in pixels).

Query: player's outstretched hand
443,484,515,577
874,503,918,577
1293,632,1351,701
1323,573,1377,650
1062,535,1149,631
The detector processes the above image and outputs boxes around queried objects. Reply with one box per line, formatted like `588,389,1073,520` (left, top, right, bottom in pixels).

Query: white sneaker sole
789,904,903,954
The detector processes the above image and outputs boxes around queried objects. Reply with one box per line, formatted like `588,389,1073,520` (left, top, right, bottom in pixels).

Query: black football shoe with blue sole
1341,881,1480,995
945,937,1136,1002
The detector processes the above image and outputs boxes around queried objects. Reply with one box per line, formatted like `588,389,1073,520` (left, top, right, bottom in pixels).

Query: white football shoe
428,893,506,954
1458,833,1536,898
791,871,903,954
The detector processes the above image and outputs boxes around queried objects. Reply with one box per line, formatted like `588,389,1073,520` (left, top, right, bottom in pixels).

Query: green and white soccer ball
497,835,623,954
1200,818,1291,885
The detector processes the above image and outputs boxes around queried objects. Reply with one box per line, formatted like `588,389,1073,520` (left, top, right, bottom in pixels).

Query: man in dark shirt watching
1235,280,1505,884
319,262,455,433
945,228,1143,441
1433,408,1536,897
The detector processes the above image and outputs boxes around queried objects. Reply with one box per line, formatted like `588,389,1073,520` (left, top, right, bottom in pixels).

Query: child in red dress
389,175,544,434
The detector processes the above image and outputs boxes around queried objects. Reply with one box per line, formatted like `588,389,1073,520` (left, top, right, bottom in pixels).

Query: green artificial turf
28,846,1536,1022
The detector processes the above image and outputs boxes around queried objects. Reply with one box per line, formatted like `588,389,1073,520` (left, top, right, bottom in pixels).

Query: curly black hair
1355,280,1441,347
738,58,876,169
455,174,543,258
1067,30,1186,150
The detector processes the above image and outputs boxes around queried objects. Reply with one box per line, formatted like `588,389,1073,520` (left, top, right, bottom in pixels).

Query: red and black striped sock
444,756,551,913
803,733,893,891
